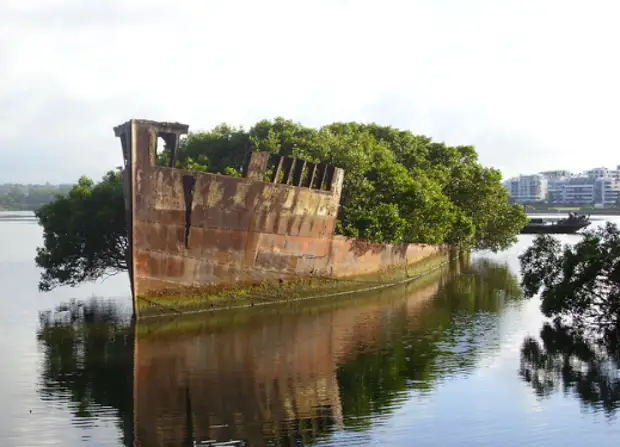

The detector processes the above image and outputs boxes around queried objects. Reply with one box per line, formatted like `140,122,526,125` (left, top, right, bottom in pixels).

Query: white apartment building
594,177,620,206
562,177,594,205
504,165,620,206
585,167,609,179
546,184,566,204
504,174,547,203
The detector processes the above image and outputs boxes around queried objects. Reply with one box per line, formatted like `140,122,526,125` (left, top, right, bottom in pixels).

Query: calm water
1,212,619,446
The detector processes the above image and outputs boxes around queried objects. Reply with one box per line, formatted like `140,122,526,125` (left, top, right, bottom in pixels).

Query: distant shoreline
0,209,35,212
0,211,36,215
0,208,37,213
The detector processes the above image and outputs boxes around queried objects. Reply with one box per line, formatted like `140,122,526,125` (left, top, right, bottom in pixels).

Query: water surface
1,212,619,446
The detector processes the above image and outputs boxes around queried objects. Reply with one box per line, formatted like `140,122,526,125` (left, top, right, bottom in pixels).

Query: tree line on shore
0,183,73,211
34,117,528,292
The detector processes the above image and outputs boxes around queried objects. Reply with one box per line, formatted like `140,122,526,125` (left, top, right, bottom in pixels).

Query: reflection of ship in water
132,266,450,447
36,254,525,446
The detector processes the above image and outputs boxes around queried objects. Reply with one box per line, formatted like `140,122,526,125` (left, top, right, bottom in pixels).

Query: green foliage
156,124,251,174
35,170,127,291
161,117,526,249
36,118,526,289
519,222,620,338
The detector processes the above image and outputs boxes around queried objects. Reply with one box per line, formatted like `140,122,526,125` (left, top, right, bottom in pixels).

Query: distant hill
0,183,74,212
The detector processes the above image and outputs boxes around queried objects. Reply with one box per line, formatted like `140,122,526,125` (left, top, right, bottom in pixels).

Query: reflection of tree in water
35,258,524,445
519,323,620,417
336,258,523,429
36,298,133,445
263,407,336,447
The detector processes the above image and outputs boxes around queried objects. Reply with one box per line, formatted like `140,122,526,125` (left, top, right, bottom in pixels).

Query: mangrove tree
35,118,527,291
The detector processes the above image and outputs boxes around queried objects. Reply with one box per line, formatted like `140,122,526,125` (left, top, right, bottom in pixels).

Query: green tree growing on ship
34,118,527,291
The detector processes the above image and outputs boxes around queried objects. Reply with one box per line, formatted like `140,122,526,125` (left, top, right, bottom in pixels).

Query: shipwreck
114,119,451,318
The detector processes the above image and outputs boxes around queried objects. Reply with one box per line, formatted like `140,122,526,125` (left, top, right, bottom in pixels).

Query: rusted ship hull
114,120,450,318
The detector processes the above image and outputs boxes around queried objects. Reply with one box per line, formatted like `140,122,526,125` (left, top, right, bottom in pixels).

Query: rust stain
206,180,224,206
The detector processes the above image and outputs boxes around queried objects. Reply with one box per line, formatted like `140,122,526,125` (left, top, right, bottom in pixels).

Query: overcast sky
1,0,619,184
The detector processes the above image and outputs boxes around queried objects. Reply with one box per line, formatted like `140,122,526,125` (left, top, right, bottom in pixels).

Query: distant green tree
0,183,72,211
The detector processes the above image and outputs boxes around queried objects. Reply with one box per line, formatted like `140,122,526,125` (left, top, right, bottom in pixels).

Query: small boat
520,212,591,235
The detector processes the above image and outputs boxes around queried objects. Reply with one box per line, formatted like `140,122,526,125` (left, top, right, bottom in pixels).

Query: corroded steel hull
114,120,448,317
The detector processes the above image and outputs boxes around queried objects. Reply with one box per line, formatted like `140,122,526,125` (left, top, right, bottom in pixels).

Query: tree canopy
35,171,127,291
520,222,620,341
158,118,526,249
35,117,527,290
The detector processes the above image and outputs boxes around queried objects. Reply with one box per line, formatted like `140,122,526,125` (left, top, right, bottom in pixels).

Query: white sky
1,0,619,184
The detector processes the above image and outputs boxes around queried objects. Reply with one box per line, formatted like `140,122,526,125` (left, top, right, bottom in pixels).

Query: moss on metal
136,251,456,318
